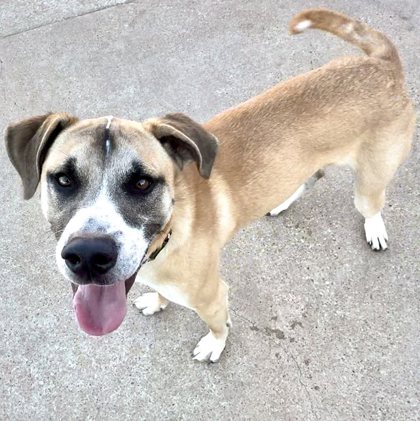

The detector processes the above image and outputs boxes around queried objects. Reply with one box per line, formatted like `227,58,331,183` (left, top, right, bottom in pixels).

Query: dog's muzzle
63,229,169,337
61,234,139,336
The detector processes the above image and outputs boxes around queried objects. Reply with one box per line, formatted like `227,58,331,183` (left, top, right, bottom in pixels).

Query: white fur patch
193,331,228,362
133,292,168,315
294,19,312,32
136,268,192,309
105,115,113,129
364,212,388,250
56,188,148,283
269,184,305,216
342,22,354,34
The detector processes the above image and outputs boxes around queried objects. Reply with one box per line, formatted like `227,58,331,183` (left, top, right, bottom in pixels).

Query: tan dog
5,9,415,362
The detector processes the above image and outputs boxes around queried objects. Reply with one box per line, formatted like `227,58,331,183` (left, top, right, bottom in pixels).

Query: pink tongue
73,281,127,336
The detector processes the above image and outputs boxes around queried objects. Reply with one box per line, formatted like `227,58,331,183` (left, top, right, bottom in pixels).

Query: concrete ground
0,1,419,420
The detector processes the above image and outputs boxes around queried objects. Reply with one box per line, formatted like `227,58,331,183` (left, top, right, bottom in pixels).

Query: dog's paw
133,292,168,316
364,213,388,251
268,184,305,216
192,331,227,363
268,202,291,216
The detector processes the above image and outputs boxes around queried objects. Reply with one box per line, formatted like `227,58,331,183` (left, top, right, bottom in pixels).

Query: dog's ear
145,113,218,178
5,113,78,199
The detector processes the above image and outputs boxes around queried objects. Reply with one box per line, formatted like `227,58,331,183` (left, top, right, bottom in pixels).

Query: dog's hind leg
268,184,305,216
354,116,414,250
268,170,324,216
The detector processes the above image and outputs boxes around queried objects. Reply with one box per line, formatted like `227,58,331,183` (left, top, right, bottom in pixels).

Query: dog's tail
289,9,403,79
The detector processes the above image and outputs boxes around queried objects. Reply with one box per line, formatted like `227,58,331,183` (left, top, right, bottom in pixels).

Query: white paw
269,202,290,216
133,292,168,316
269,184,305,216
192,331,227,363
364,212,388,251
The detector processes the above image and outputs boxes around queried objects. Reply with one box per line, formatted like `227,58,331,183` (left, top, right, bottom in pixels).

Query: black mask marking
111,160,168,239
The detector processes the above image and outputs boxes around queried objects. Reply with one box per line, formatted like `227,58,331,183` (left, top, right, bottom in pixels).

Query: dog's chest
136,263,192,309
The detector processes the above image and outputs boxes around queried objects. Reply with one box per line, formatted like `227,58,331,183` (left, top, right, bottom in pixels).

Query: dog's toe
193,332,227,363
364,213,388,251
133,292,167,315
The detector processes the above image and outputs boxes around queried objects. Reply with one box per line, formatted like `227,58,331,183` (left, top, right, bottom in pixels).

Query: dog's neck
143,220,172,264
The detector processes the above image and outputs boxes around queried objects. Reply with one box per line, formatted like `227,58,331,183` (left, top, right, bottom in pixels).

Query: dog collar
142,230,172,265
147,230,172,261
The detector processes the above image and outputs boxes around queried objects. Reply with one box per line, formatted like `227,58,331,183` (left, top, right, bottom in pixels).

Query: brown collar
146,230,171,262
142,224,172,265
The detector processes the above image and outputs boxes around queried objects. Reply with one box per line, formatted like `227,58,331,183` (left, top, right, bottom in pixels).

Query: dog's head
5,113,218,335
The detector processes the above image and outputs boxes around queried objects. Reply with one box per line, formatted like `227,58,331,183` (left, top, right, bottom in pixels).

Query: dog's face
5,113,218,336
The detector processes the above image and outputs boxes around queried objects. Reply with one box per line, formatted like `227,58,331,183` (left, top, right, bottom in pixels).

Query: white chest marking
137,266,192,310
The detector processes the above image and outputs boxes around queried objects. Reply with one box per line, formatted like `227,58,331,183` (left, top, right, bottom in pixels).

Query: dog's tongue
73,281,127,336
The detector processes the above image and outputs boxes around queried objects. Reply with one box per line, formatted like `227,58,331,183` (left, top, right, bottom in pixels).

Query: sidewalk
0,1,419,420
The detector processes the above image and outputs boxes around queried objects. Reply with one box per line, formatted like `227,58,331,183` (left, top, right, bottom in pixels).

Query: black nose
61,236,118,279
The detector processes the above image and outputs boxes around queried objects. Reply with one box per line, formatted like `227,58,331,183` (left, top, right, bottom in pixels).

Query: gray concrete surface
0,1,419,419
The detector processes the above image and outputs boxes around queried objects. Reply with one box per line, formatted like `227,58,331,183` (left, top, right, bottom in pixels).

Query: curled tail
289,8,403,77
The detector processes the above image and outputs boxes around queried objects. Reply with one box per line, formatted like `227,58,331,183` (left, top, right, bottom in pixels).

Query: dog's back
206,9,415,229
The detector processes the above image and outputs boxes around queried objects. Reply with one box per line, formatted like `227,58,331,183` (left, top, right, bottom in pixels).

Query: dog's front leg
192,279,231,363
134,292,169,315
134,256,231,362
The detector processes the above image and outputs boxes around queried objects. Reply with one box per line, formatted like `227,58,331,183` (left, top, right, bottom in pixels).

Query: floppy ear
5,113,77,199
145,113,219,178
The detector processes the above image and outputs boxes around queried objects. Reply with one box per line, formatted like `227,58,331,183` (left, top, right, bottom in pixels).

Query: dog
5,9,415,362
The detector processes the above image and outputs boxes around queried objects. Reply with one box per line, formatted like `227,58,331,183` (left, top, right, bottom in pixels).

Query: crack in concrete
231,307,320,421
278,342,320,421
0,0,138,40
0,58,6,100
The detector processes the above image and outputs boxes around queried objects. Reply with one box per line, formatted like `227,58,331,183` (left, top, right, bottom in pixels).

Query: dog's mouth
71,274,137,336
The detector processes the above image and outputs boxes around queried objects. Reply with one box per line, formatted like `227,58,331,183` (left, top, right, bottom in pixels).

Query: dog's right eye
47,158,79,195
55,173,73,188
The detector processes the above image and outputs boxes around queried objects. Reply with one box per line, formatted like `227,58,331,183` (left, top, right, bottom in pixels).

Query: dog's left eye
125,175,155,195
135,178,152,191
132,177,154,194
